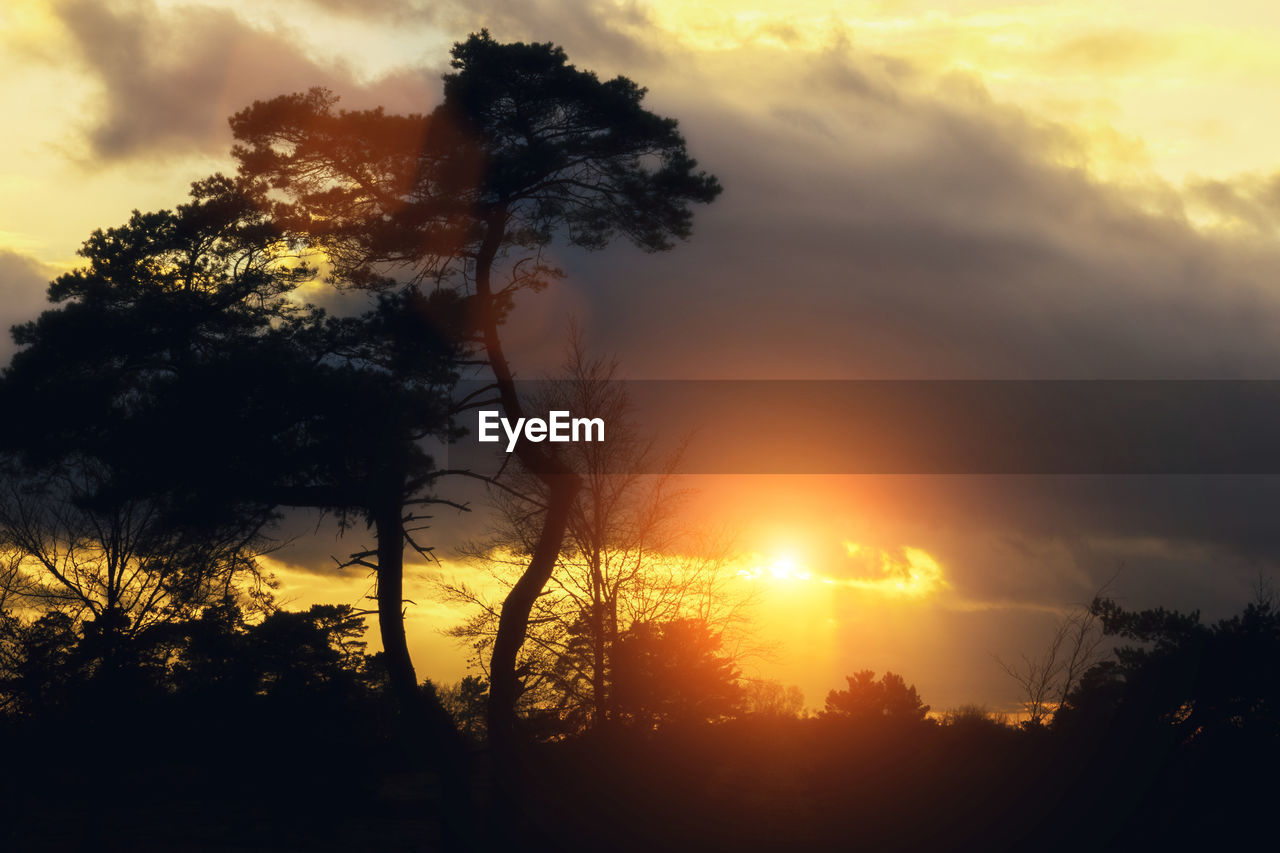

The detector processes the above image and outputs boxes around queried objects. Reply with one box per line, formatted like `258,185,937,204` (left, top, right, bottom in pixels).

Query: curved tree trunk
486,474,580,746
474,215,582,748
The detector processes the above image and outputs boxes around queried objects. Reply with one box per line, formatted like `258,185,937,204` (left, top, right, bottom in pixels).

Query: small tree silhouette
611,618,744,728
822,670,931,723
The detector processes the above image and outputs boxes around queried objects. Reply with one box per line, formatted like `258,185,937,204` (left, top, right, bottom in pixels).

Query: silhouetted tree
441,336,752,735
822,670,931,724
430,674,490,742
0,610,81,715
0,176,293,680
938,703,1010,729
0,176,471,785
996,603,1109,728
1058,594,1280,744
230,31,721,743
610,618,743,728
0,462,270,638
995,574,1116,728
741,679,805,718
0,591,389,782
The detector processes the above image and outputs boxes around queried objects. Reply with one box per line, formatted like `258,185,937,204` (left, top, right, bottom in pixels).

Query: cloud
287,0,660,71
1047,29,1175,74
434,0,663,73
1186,171,1280,234
693,474,1279,617
51,0,437,162
49,0,663,163
907,476,1280,616
508,46,1280,382
0,250,58,368
292,0,431,18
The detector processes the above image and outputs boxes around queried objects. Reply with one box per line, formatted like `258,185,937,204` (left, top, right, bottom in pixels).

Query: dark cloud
524,56,1280,382
0,251,57,368
53,0,662,162
53,0,438,161
895,476,1280,614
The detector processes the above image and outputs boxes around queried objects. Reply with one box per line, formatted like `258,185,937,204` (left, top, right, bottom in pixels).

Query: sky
6,0,1280,713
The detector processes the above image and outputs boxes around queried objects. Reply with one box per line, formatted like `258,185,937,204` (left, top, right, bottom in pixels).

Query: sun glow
735,541,946,600
736,552,813,583
831,543,947,599
768,554,811,582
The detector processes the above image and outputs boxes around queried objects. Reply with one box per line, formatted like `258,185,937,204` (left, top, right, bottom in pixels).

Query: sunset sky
6,0,1280,713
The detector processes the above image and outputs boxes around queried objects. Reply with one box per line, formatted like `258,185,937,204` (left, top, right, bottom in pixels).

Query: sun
768,553,812,582
735,550,815,583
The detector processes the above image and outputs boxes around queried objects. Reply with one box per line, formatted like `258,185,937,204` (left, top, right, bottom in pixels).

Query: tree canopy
229,31,722,288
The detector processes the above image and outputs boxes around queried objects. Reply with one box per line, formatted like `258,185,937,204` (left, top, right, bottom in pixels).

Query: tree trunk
375,505,422,715
374,503,477,850
590,547,608,728
474,214,582,746
486,474,580,747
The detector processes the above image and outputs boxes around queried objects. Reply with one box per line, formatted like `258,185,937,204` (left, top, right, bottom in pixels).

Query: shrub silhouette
822,670,931,724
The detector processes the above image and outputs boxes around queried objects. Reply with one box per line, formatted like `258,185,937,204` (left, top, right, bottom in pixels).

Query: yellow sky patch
5,1,1280,269
641,1,1280,183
